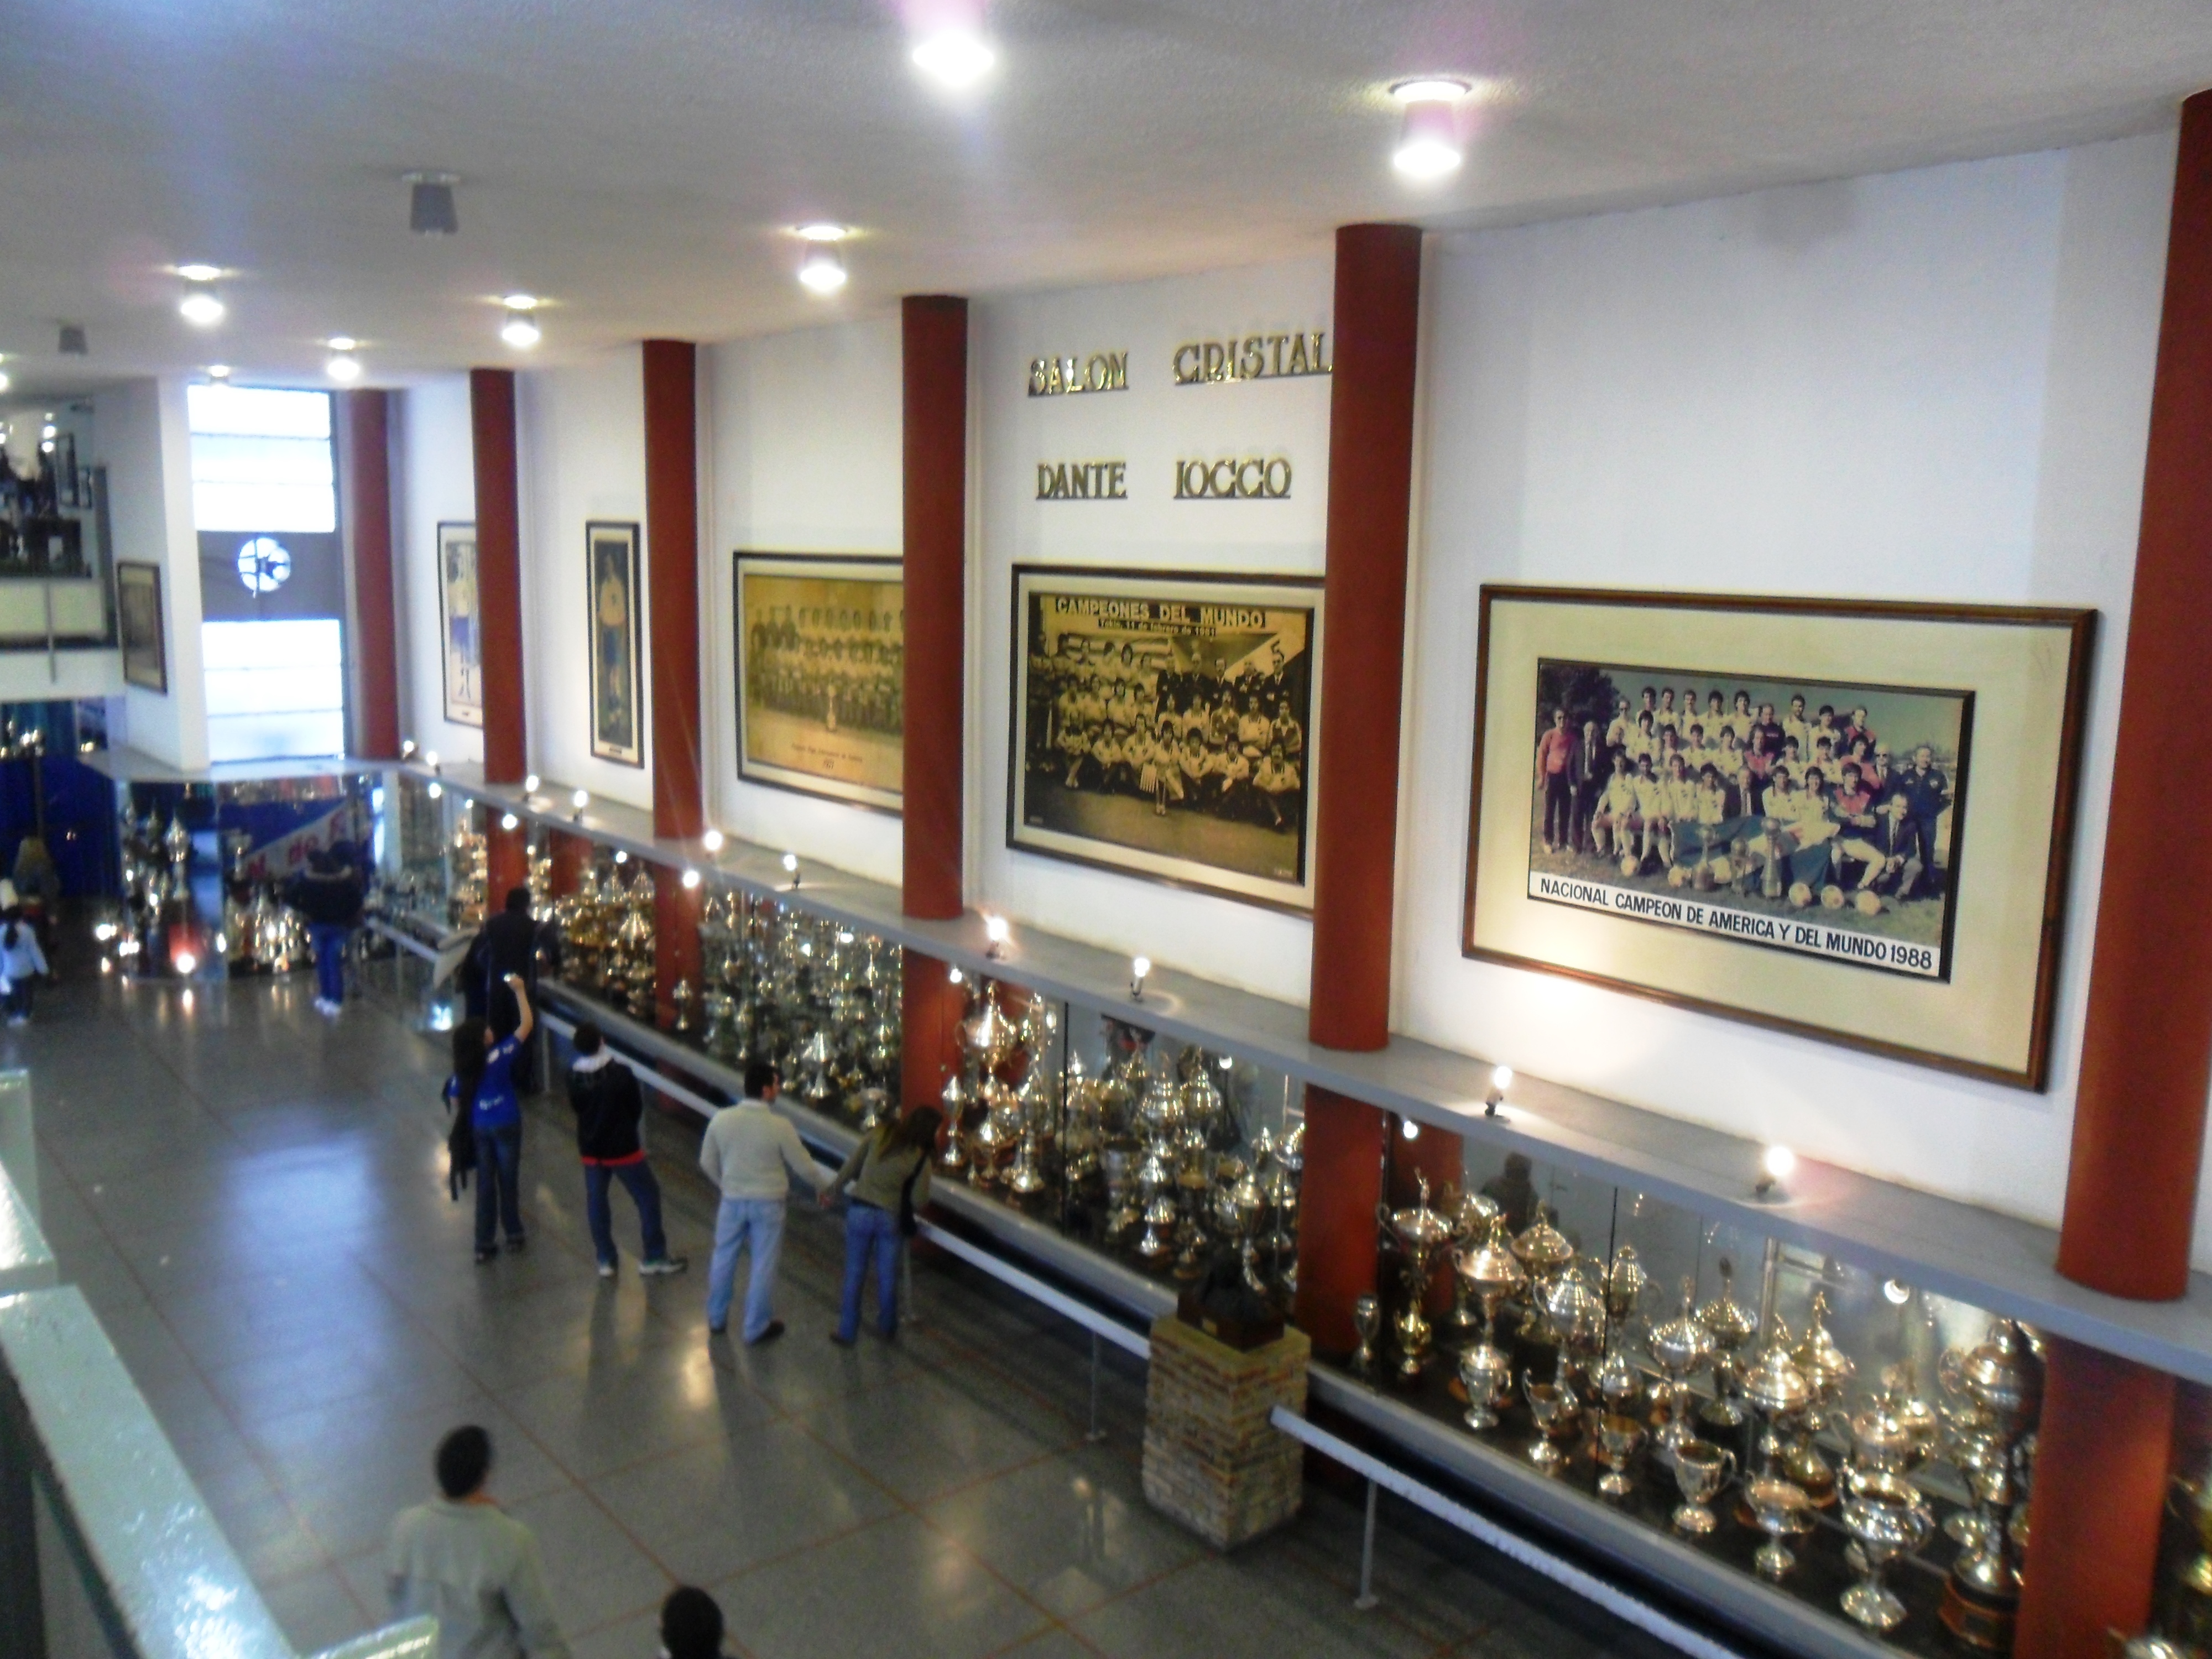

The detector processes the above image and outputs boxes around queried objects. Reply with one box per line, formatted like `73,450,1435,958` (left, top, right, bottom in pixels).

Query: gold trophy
1842,1472,1934,1632
1746,1475,1814,1579
1458,1342,1514,1432
1378,1175,1454,1383
1671,1439,1736,1535
1695,1259,1760,1428
1594,1413,1645,1500
1646,1280,1715,1465
1351,1293,1383,1379
1523,1350,1580,1474
1937,1320,2042,1653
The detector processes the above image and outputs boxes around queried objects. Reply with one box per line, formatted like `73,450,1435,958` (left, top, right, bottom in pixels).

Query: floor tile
797,1367,1071,1505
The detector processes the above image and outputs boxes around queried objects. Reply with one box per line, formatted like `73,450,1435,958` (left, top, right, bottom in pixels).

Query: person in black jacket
287,849,364,1017
565,1021,687,1280
479,886,553,1088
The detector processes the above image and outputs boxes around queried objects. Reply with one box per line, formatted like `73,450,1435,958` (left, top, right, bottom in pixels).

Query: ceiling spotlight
1390,77,1471,180
205,364,232,381
405,170,460,235
326,344,362,384
500,307,541,349
58,324,87,356
179,290,226,327
912,29,997,89
175,263,224,283
502,293,540,310
797,241,848,295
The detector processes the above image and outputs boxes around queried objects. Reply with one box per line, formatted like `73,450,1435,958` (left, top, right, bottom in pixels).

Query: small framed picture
437,521,483,727
587,521,644,766
117,561,167,693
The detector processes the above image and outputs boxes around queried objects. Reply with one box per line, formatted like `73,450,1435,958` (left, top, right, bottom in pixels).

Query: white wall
517,348,653,810
707,318,905,885
1396,133,2179,1249
394,375,482,765
972,258,1335,1000
95,377,207,770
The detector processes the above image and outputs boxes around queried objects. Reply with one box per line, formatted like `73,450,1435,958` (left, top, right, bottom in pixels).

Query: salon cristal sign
1172,331,1331,386
1028,351,1129,397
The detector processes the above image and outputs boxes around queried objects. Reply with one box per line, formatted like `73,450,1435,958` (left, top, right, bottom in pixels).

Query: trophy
1791,1288,1856,1433
1739,1324,1812,1484
1522,1353,1580,1474
1352,1293,1383,1378
1135,1194,1177,1266
1593,1413,1645,1500
1671,1439,1736,1535
1938,1321,2043,1653
1646,1280,1715,1464
1695,1260,1760,1428
1442,1187,1501,1343
1378,1175,1454,1382
1841,1472,1934,1632
1603,1244,1650,1326
1542,1264,1608,1373
1454,1214,1527,1348
1458,1342,1514,1432
1510,1214,1575,1336
1746,1475,1813,1579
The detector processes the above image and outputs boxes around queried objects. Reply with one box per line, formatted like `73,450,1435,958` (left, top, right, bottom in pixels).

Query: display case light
1401,1117,1421,1142
400,739,418,759
984,914,1009,959
426,781,444,800
681,868,701,890
424,749,440,773
947,966,964,985
1130,956,1151,1003
174,951,198,975
782,851,801,890
1882,1279,1913,1306
523,773,540,795
499,812,519,832
1484,1063,1512,1117
571,788,589,820
702,828,724,854
1755,1144,1797,1200
613,849,629,865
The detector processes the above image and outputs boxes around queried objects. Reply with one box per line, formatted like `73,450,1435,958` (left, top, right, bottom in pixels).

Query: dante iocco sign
1172,456,1292,501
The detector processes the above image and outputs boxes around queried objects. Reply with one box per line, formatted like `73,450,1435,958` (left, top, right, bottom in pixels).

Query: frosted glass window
187,386,336,533
203,619,344,761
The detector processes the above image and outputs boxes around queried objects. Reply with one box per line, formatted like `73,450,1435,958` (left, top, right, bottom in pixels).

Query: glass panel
186,387,336,533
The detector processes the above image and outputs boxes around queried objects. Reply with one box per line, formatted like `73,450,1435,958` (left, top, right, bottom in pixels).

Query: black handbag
445,1087,477,1202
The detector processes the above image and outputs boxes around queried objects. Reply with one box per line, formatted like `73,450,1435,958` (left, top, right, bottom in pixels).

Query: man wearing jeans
564,1022,687,1281
286,848,363,1016
699,1061,828,1343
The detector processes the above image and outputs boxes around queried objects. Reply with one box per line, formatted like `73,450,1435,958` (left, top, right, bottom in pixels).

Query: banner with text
1527,871,1943,978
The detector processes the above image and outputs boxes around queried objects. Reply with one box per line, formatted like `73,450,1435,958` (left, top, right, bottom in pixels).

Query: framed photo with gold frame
734,552,904,813
587,520,644,766
117,561,166,693
1009,564,1322,911
1462,585,2094,1088
436,520,483,728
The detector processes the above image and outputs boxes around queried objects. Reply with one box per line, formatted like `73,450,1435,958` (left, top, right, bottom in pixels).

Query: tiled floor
16,954,1682,1659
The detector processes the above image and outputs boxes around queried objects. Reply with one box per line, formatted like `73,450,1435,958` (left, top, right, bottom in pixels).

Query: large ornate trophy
1378,1176,1454,1382
1937,1320,2042,1652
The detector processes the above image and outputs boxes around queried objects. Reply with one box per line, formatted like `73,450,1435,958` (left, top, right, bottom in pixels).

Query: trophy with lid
1453,1215,1525,1432
1442,1187,1502,1345
1378,1175,1454,1382
1937,1319,2043,1653
1694,1259,1760,1429
1646,1280,1716,1466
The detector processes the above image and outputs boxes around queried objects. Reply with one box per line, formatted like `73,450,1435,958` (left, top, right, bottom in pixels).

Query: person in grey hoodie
387,1425,570,1659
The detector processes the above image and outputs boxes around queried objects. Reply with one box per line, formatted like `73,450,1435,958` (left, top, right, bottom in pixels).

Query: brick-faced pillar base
1142,1317,1310,1550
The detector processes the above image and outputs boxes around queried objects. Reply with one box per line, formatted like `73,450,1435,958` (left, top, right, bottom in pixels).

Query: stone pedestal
1141,1314,1309,1549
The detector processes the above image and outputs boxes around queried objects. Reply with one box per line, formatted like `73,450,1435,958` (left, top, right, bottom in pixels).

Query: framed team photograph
734,552,904,813
587,520,644,766
1009,564,1322,911
117,561,166,692
436,520,483,728
1463,586,2094,1088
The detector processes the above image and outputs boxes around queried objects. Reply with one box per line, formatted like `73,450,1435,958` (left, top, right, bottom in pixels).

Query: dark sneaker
639,1256,689,1277
747,1320,786,1346
829,1331,857,1347
475,1249,498,1265
505,1234,528,1253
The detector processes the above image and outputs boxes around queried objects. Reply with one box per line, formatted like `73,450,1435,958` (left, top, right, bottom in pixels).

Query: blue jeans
309,924,349,1004
474,1124,524,1251
585,1161,667,1267
837,1201,903,1341
707,1197,785,1340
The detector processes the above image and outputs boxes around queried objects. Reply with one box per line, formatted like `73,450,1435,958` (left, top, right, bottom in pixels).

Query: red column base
484,819,528,911
900,949,967,1112
652,867,703,1032
1293,1087,1388,1358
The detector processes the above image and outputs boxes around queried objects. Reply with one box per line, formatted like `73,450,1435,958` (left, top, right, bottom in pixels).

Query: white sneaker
639,1256,690,1276
597,1260,617,1279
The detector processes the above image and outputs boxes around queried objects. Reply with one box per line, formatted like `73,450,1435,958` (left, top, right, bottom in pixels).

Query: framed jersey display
436,520,483,728
1009,564,1322,912
1463,585,2094,1088
117,561,166,692
734,552,904,813
587,521,644,766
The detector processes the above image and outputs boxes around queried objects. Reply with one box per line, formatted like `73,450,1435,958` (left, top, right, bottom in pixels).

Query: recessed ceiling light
501,293,540,311
0,373,11,394
912,30,996,90
798,242,848,295
1390,76,1478,180
178,291,226,327
794,223,850,243
175,263,224,283
1390,77,1470,106
326,348,363,384
500,310,542,348
205,365,232,380
326,336,358,352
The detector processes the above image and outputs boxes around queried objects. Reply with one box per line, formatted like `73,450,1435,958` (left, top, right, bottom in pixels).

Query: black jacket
479,907,544,983
566,1053,645,1161
286,865,363,927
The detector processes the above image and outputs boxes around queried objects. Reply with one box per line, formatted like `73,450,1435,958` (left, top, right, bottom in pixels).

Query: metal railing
0,1071,434,1659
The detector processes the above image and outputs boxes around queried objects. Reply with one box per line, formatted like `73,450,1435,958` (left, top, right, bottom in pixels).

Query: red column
545,829,591,898
1307,225,1423,1051
343,389,401,759
1293,1087,1389,1357
484,813,528,912
900,948,967,1110
2059,94,2212,1300
470,368,528,786
2015,1339,2176,1659
902,296,968,920
652,865,702,1030
644,341,705,842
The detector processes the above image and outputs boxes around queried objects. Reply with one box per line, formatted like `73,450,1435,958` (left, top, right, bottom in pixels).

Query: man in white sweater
387,1426,569,1659
699,1060,829,1343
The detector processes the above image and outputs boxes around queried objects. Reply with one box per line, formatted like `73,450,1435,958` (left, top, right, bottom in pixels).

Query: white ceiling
1,0,2205,395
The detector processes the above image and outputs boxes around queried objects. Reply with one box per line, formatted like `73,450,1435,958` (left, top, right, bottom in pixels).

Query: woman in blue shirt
449,974,534,1263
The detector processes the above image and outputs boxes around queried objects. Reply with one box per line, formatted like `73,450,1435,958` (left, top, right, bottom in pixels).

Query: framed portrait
116,561,166,693
734,552,903,812
587,520,644,766
1463,586,2094,1088
436,521,483,728
1009,565,1322,911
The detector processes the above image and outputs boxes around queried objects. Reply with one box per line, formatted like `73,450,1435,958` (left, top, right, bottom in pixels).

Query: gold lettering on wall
1172,456,1292,500
1170,332,1331,387
1036,460,1130,501
1027,351,1130,397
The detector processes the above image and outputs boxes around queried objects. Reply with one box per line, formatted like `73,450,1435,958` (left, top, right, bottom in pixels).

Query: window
202,619,346,761
186,386,336,533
